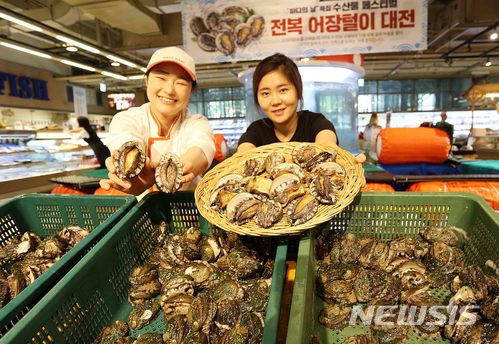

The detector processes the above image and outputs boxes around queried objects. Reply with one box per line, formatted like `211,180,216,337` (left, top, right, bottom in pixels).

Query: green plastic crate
1,191,287,343
0,193,136,338
287,192,499,344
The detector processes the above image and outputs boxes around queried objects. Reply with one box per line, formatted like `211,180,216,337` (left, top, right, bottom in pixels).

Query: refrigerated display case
0,130,101,198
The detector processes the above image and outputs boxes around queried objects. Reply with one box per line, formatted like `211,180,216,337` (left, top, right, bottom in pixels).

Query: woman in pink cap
100,47,215,196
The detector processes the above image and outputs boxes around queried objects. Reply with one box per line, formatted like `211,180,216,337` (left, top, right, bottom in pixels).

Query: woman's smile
158,95,177,105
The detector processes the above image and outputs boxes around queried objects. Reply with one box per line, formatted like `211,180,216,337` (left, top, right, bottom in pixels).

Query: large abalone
287,193,318,225
203,10,221,31
264,152,286,174
247,15,265,38
113,141,146,179
226,192,260,225
190,16,209,36
215,31,235,56
197,33,217,52
244,157,266,176
234,23,252,47
254,198,282,228
292,143,319,167
155,152,183,193
270,173,305,205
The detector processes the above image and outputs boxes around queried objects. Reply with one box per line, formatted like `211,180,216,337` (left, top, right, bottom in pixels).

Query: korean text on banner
182,0,428,64
73,86,88,116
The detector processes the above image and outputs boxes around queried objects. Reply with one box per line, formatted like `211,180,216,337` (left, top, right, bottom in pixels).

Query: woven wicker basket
195,142,365,236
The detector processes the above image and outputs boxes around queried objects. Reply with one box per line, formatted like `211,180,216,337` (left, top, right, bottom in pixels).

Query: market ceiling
0,0,498,91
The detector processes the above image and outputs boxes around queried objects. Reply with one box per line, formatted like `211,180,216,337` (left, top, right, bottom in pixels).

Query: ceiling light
106,54,137,68
101,71,127,80
0,12,44,32
485,93,499,98
140,67,147,73
0,41,52,59
0,8,148,73
127,75,145,80
61,60,96,72
66,46,78,52
490,32,498,40
485,58,492,67
111,61,120,67
55,35,100,54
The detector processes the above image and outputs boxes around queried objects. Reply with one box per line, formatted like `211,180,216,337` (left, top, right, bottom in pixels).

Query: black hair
77,116,91,129
252,53,303,110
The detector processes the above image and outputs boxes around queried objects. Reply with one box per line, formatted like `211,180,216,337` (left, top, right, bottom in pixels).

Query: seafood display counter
0,130,100,198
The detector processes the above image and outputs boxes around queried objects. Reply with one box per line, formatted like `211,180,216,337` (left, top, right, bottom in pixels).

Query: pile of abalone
93,224,274,343
0,226,89,308
189,6,265,56
208,143,349,229
313,226,499,343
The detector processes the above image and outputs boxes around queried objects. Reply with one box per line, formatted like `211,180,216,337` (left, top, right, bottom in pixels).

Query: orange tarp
94,186,130,196
361,183,395,192
377,128,451,164
407,181,499,210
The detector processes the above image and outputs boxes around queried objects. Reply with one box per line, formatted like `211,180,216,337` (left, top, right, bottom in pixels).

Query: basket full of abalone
195,142,365,236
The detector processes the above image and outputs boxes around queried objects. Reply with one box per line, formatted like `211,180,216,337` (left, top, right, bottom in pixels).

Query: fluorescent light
111,61,120,67
127,75,145,80
485,93,499,98
55,35,100,54
66,46,78,52
0,42,52,59
106,54,137,68
0,12,44,32
140,67,147,73
61,59,96,72
101,71,127,80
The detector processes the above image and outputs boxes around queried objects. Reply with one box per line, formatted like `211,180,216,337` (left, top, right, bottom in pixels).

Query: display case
473,134,499,159
0,130,103,198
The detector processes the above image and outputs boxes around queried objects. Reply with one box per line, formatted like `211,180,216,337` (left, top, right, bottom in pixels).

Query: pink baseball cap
146,47,197,81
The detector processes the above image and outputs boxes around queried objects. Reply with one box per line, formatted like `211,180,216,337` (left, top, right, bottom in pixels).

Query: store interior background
0,0,498,197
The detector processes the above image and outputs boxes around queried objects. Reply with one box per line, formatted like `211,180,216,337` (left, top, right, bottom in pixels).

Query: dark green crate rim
1,192,287,344
0,193,136,338
287,192,499,344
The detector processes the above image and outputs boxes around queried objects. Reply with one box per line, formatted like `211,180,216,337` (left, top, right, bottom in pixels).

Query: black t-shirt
238,110,337,147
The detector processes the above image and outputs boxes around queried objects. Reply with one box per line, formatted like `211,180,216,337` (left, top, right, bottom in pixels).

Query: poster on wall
72,86,88,116
181,0,427,63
